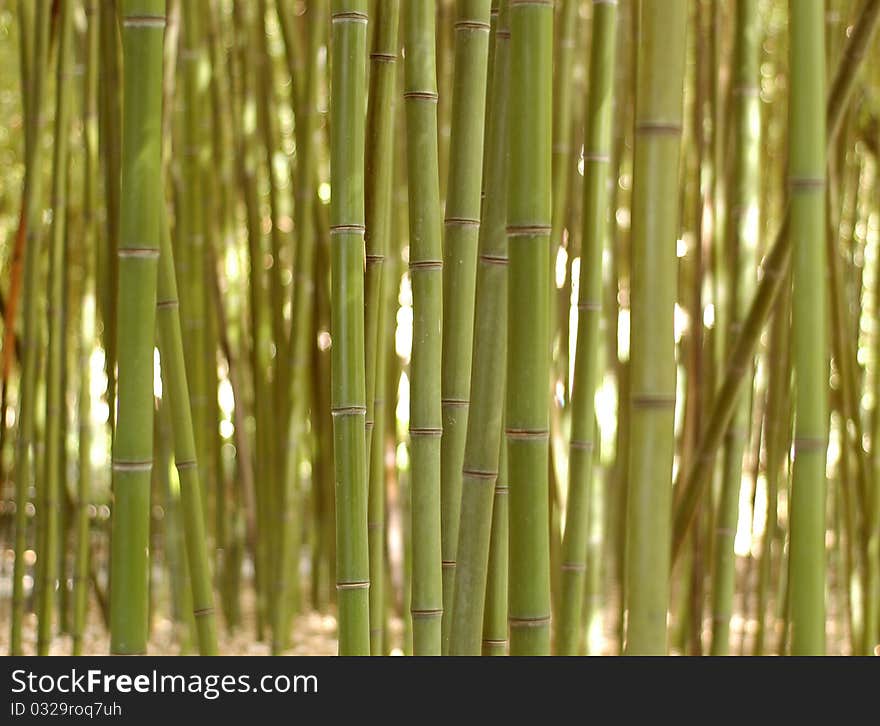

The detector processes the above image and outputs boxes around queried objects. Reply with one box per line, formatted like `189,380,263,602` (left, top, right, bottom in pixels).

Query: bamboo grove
3,0,880,658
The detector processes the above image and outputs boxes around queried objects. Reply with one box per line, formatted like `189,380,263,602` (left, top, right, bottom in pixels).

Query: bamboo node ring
331,11,368,24
508,615,551,627
337,581,370,591
505,428,549,441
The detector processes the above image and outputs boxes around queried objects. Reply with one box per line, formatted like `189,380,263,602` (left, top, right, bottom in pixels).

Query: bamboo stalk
438,0,492,653
709,0,761,656
156,207,219,655
506,0,553,656
72,0,101,657
109,0,166,655
404,0,444,656
330,0,371,655
624,0,687,655
481,434,508,655
557,0,616,656
272,1,329,656
362,0,400,656
788,0,828,655
36,0,74,657
447,0,510,656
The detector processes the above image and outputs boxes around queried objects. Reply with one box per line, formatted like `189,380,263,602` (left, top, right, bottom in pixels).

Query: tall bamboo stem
788,0,827,655
557,0,616,656
109,0,166,654
330,0,371,655
624,0,687,655
506,0,553,656
438,0,492,653
363,0,400,656
447,0,510,656
709,0,761,655
405,0,444,656
36,0,74,656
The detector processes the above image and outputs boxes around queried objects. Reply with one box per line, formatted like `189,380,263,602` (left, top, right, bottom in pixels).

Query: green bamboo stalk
438,0,492,654
98,0,122,431
179,0,210,548
624,0,687,655
548,0,577,399
556,0,616,656
506,0,553,657
788,0,828,656
330,0,370,656
229,0,273,640
481,434,508,656
363,0,400,656
405,0,444,656
254,0,288,368
447,0,510,657
9,0,50,657
36,0,74,657
155,206,219,655
72,0,101,657
108,0,166,655
709,0,761,656
672,0,880,562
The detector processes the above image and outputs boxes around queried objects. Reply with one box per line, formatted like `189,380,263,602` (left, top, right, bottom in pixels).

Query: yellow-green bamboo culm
709,0,761,656
364,0,400,656
438,0,492,654
447,0,511,656
405,0,444,656
506,0,553,656
36,0,73,657
109,0,166,655
557,0,616,656
8,0,50,657
788,0,828,655
624,0,687,655
330,1,371,655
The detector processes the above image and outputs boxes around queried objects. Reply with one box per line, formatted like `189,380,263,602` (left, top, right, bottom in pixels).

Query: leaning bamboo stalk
624,0,687,655
788,0,828,655
481,434,508,655
405,0,444,656
36,0,74,657
330,0,371,655
109,0,166,655
9,0,50,656
671,0,880,561
438,0,491,653
156,206,219,655
506,0,553,656
179,0,210,544
556,0,616,656
448,0,510,656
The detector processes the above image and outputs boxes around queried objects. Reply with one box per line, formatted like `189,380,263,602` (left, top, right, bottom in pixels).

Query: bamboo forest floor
0,556,854,655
